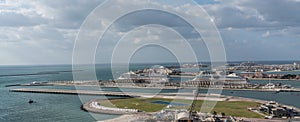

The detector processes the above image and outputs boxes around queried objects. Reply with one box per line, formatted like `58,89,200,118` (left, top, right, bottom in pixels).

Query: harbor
3,62,300,121
8,86,300,121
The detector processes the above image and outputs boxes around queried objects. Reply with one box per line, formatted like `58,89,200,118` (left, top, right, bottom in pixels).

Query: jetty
9,88,264,101
9,88,139,97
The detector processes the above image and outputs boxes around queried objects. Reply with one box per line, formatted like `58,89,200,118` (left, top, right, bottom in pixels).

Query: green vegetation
97,98,263,118
205,101,262,118
98,98,172,112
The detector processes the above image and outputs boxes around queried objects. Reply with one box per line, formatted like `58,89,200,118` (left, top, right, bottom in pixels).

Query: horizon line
1,60,300,66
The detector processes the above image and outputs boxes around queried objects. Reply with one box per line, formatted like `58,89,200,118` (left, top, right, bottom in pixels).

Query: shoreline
101,115,291,122
81,100,141,115
84,95,299,122
8,86,300,121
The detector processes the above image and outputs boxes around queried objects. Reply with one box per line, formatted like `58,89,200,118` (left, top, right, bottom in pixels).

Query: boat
117,66,170,83
118,71,169,83
262,83,275,89
28,99,35,104
28,99,34,104
117,71,140,80
266,69,282,72
192,71,248,85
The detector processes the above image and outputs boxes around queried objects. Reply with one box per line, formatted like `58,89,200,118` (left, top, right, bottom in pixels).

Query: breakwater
9,88,138,97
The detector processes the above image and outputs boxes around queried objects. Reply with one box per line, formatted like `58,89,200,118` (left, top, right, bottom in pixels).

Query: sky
0,0,299,65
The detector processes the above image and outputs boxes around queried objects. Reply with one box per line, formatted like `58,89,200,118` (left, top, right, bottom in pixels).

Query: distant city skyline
0,0,299,65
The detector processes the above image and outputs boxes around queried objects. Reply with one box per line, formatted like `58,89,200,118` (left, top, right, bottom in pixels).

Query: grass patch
98,98,173,112
209,101,262,118
97,98,263,118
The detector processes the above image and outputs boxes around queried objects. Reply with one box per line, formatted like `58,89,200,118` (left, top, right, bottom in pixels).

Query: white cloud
204,0,300,30
0,0,300,65
262,31,270,38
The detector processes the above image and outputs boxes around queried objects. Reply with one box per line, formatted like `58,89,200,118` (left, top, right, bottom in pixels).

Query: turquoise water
0,65,119,122
1,64,300,121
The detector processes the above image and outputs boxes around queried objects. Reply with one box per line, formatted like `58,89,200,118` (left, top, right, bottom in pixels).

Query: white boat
262,83,275,89
266,69,282,72
192,71,248,85
117,66,170,83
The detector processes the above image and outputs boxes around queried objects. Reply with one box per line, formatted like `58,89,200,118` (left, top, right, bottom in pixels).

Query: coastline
8,86,300,121
102,115,290,122
2,62,300,122
84,95,299,122
8,79,300,121
99,114,153,122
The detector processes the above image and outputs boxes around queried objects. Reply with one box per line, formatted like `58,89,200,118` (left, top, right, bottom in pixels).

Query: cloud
204,4,269,29
262,31,270,38
204,0,300,30
201,0,300,61
42,0,103,29
0,0,300,65
0,25,75,65
0,0,105,65
240,0,300,27
0,11,46,27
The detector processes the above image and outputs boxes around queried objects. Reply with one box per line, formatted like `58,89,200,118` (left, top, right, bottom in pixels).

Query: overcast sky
0,0,299,65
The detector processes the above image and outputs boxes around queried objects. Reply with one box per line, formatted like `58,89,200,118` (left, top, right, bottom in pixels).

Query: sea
1,61,300,122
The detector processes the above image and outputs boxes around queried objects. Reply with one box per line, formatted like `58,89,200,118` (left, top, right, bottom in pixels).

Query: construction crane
188,84,200,122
